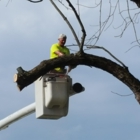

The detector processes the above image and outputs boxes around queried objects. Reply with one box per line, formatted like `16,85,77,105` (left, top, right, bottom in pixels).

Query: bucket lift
35,73,85,119
0,73,85,130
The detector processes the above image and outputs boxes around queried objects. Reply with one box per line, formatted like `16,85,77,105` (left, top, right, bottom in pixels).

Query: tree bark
131,0,140,8
14,53,140,104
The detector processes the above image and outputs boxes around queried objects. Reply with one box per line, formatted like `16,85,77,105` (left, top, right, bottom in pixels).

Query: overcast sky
1,0,140,140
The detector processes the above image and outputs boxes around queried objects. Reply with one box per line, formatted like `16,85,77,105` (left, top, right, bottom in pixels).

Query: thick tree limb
131,0,140,8
14,53,140,104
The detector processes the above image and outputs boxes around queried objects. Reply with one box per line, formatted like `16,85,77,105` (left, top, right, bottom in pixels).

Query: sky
1,0,140,140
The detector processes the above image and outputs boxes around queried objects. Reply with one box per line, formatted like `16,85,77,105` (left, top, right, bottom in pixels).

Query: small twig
27,0,43,3
76,3,100,9
58,0,70,10
111,91,133,96
104,0,119,31
126,0,140,46
125,45,139,53
6,0,12,6
77,0,80,16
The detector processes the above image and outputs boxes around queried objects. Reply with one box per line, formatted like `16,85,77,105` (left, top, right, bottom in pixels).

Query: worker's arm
54,50,64,56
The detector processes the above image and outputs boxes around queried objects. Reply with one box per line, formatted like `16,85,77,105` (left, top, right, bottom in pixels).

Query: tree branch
14,53,140,104
127,0,140,46
66,0,86,53
86,45,128,70
27,0,43,3
130,0,140,8
50,0,80,47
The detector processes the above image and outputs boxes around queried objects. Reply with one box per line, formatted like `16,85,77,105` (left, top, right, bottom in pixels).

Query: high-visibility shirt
50,43,70,59
50,43,70,72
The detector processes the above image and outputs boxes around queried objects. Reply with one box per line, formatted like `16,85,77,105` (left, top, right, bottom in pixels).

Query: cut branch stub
14,67,33,91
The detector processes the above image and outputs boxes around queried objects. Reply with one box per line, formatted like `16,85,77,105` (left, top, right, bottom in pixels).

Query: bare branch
104,0,119,31
77,2,100,9
126,0,140,46
77,0,80,16
86,45,128,70
67,44,128,70
66,0,86,53
58,0,70,10
111,91,133,96
130,0,140,8
50,0,80,47
6,0,12,6
125,44,139,52
85,1,119,46
27,0,43,3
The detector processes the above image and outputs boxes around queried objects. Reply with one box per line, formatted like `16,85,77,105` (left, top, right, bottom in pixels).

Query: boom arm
0,103,35,130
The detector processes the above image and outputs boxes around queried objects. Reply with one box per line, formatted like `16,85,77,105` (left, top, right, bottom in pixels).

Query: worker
50,34,73,74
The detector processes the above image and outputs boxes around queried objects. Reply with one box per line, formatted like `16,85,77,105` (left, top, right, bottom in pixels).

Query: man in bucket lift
50,34,75,74
34,34,84,120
